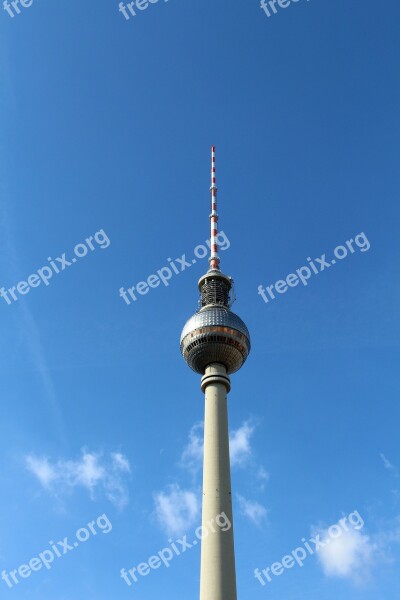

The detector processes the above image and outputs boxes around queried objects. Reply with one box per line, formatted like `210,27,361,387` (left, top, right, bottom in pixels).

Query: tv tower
180,147,251,600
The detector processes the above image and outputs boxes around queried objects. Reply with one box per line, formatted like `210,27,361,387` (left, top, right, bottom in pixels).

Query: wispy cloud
380,453,399,478
154,484,200,536
180,422,204,474
236,494,268,526
26,455,57,487
256,466,270,490
0,196,67,447
180,419,257,473
229,420,255,468
112,452,131,473
158,419,267,534
26,449,131,510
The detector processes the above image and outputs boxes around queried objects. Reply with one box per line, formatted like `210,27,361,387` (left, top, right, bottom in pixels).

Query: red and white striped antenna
209,145,220,271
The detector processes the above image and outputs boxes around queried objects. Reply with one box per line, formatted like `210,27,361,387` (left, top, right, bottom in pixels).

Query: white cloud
180,422,204,473
26,455,57,487
65,452,106,491
154,484,200,536
256,466,270,490
180,419,256,472
380,453,399,477
315,522,375,584
25,450,131,510
112,452,131,473
257,466,269,481
313,513,400,586
229,421,255,468
158,419,262,534
236,494,268,526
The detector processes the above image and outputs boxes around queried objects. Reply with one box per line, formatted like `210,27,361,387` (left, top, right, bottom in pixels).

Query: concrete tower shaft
200,363,237,600
180,147,250,600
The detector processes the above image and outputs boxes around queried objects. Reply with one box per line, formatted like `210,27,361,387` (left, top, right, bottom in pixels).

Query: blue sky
1,0,399,598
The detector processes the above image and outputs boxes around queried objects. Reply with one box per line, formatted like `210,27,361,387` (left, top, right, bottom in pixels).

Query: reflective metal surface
180,307,251,374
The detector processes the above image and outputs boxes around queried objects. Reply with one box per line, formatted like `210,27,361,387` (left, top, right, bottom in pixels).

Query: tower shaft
181,147,250,599
200,363,237,600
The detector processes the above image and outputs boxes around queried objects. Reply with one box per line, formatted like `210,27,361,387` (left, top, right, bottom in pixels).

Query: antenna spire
209,145,220,271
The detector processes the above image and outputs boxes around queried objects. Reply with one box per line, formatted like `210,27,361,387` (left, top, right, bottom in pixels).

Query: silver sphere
180,306,251,375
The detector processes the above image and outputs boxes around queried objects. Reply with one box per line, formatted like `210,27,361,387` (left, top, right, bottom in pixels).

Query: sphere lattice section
180,307,251,374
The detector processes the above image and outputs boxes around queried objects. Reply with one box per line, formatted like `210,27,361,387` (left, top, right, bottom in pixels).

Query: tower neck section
198,270,232,310
199,363,237,600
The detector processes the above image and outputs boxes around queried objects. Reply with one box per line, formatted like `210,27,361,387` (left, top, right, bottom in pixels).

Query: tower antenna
209,146,220,271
